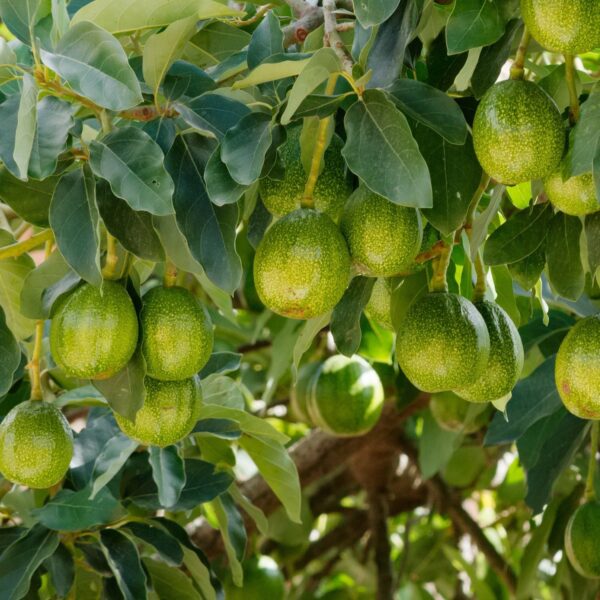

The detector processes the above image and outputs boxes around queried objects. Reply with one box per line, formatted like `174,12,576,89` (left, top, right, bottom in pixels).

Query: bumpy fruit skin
473,80,564,185
290,362,321,423
0,401,73,488
396,293,490,393
340,188,422,277
544,167,599,216
50,281,138,380
307,355,384,437
365,278,394,331
556,315,600,419
259,127,352,221
253,209,351,319
141,286,213,381
565,502,600,578
224,556,285,600
454,301,524,403
521,0,600,55
116,377,202,447
430,391,490,433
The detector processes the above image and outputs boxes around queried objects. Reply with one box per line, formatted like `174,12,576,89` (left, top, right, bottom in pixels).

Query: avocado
115,377,202,447
565,501,600,579
141,286,213,381
50,281,139,380
454,301,524,403
473,80,565,184
259,127,352,221
253,209,351,319
0,401,73,488
340,188,422,277
521,0,600,55
430,391,491,433
365,278,394,331
544,166,599,216
555,315,600,419
224,556,285,600
290,362,321,424
396,293,490,393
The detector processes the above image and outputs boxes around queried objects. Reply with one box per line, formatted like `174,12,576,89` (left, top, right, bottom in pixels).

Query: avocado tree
0,0,599,598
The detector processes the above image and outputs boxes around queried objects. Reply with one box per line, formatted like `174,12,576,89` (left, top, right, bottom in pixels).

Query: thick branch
323,0,354,73
368,492,394,600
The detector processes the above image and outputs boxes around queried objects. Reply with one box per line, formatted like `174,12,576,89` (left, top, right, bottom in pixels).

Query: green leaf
330,276,375,357
545,213,584,301
247,10,283,70
354,0,401,27
292,312,331,378
89,126,174,216
585,212,600,280
418,411,462,478
172,459,233,511
0,306,20,397
143,559,202,600
90,433,138,499
99,529,147,600
201,376,245,409
126,522,183,566
229,484,269,536
148,445,186,509
446,0,505,55
469,184,504,260
491,265,520,327
342,90,432,208
264,319,302,404
568,83,600,177
210,493,246,585
44,543,75,599
0,168,56,227
0,39,18,85
390,271,428,329
194,418,241,440
0,94,26,178
34,486,121,531
483,204,552,266
204,148,247,206
507,245,546,291
0,524,59,600
72,0,241,34
0,0,50,44
181,548,217,600
13,73,37,180
426,30,469,91
232,58,310,89
40,21,142,111
49,167,102,287
186,21,250,68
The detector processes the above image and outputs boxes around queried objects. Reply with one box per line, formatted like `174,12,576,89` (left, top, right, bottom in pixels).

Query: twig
0,229,54,261
323,0,354,73
565,53,580,125
430,241,452,293
102,232,119,280
232,3,276,25
282,5,324,47
336,22,355,32
510,27,530,80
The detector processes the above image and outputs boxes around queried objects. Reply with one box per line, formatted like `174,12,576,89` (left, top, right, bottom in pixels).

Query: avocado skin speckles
396,293,490,393
253,209,351,320
544,166,599,216
340,188,422,277
141,286,213,381
116,377,202,447
50,281,139,380
521,0,600,55
454,301,524,403
365,278,394,331
0,401,73,488
473,80,565,185
556,314,600,419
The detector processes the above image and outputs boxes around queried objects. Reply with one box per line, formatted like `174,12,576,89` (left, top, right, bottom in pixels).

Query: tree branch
323,0,354,73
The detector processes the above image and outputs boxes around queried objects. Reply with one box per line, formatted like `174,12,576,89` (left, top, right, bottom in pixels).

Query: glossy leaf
247,10,283,69
0,306,20,397
144,559,202,600
507,245,546,291
199,352,242,379
211,493,245,585
446,0,505,55
148,445,186,509
426,30,468,91
204,148,247,206
13,73,37,180
0,94,26,178
585,212,600,280
232,57,309,89
126,522,183,566
186,21,250,68
201,376,245,409
90,433,138,499
44,543,75,599
568,83,600,177
0,0,50,44
354,0,401,27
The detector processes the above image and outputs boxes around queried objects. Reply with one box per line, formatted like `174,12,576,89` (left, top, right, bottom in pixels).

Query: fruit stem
585,422,599,501
565,54,580,125
430,241,452,293
102,232,120,280
164,260,178,287
510,27,530,80
472,251,487,302
0,229,54,261
466,173,491,301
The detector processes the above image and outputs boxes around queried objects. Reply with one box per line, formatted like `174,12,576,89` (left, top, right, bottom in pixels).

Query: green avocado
141,286,213,381
544,166,599,216
340,188,422,277
115,377,202,447
365,278,394,331
473,80,565,185
555,315,600,419
521,0,600,55
224,556,285,600
307,355,384,437
0,401,73,488
565,501,600,578
290,362,321,424
396,293,490,393
253,209,351,319
259,127,352,221
454,301,524,403
50,281,139,380
430,391,491,433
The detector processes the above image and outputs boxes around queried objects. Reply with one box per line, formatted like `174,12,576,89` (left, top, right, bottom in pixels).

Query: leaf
232,58,310,89
211,494,246,585
585,212,600,279
148,445,186,509
568,84,600,177
99,529,147,600
0,39,17,85
469,184,504,260
483,204,551,266
72,0,241,34
194,418,241,440
292,313,331,377
354,0,401,27
229,485,269,536
199,352,242,379
0,524,59,600
330,276,375,357
0,306,20,397
13,73,37,180
163,61,216,102
186,21,250,68
426,30,469,91
342,90,432,208
390,270,428,329
264,319,302,404
172,460,233,511
507,245,546,291
204,147,248,206
446,0,505,55
90,433,138,499
49,167,102,287
0,93,26,178
201,376,245,410
34,487,121,531
247,10,283,70
0,0,50,44
126,522,183,566
181,548,217,600
144,559,202,600
40,21,142,111
44,543,75,599
89,126,174,216
545,213,584,301
418,411,462,478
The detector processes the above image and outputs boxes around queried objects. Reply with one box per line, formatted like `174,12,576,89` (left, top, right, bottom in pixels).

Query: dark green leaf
174,459,233,510
204,147,248,206
507,245,546,291
247,10,283,69
90,433,138,499
0,306,20,397
211,493,246,583
125,522,183,566
568,84,600,177
163,61,216,101
0,94,26,179
199,352,242,379
143,559,202,600
89,126,174,216
42,271,81,318
342,90,432,208
585,212,600,279
12,74,37,180
446,0,505,55
193,418,242,439
293,93,351,120
0,0,50,44
354,0,401,27
148,446,186,509
426,30,468,91
519,310,575,353
44,543,74,598
0,527,25,554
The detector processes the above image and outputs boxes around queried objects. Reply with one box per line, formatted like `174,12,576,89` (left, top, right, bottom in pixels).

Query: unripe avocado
473,80,564,185
521,0,600,55
307,355,384,437
253,209,351,319
544,167,599,216
396,293,490,393
0,401,73,488
365,278,394,331
50,281,139,380
555,315,600,419
141,286,213,381
224,556,285,600
565,501,600,578
430,391,491,433
115,377,202,447
340,188,422,277
290,362,321,424
259,127,352,221
454,301,524,403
